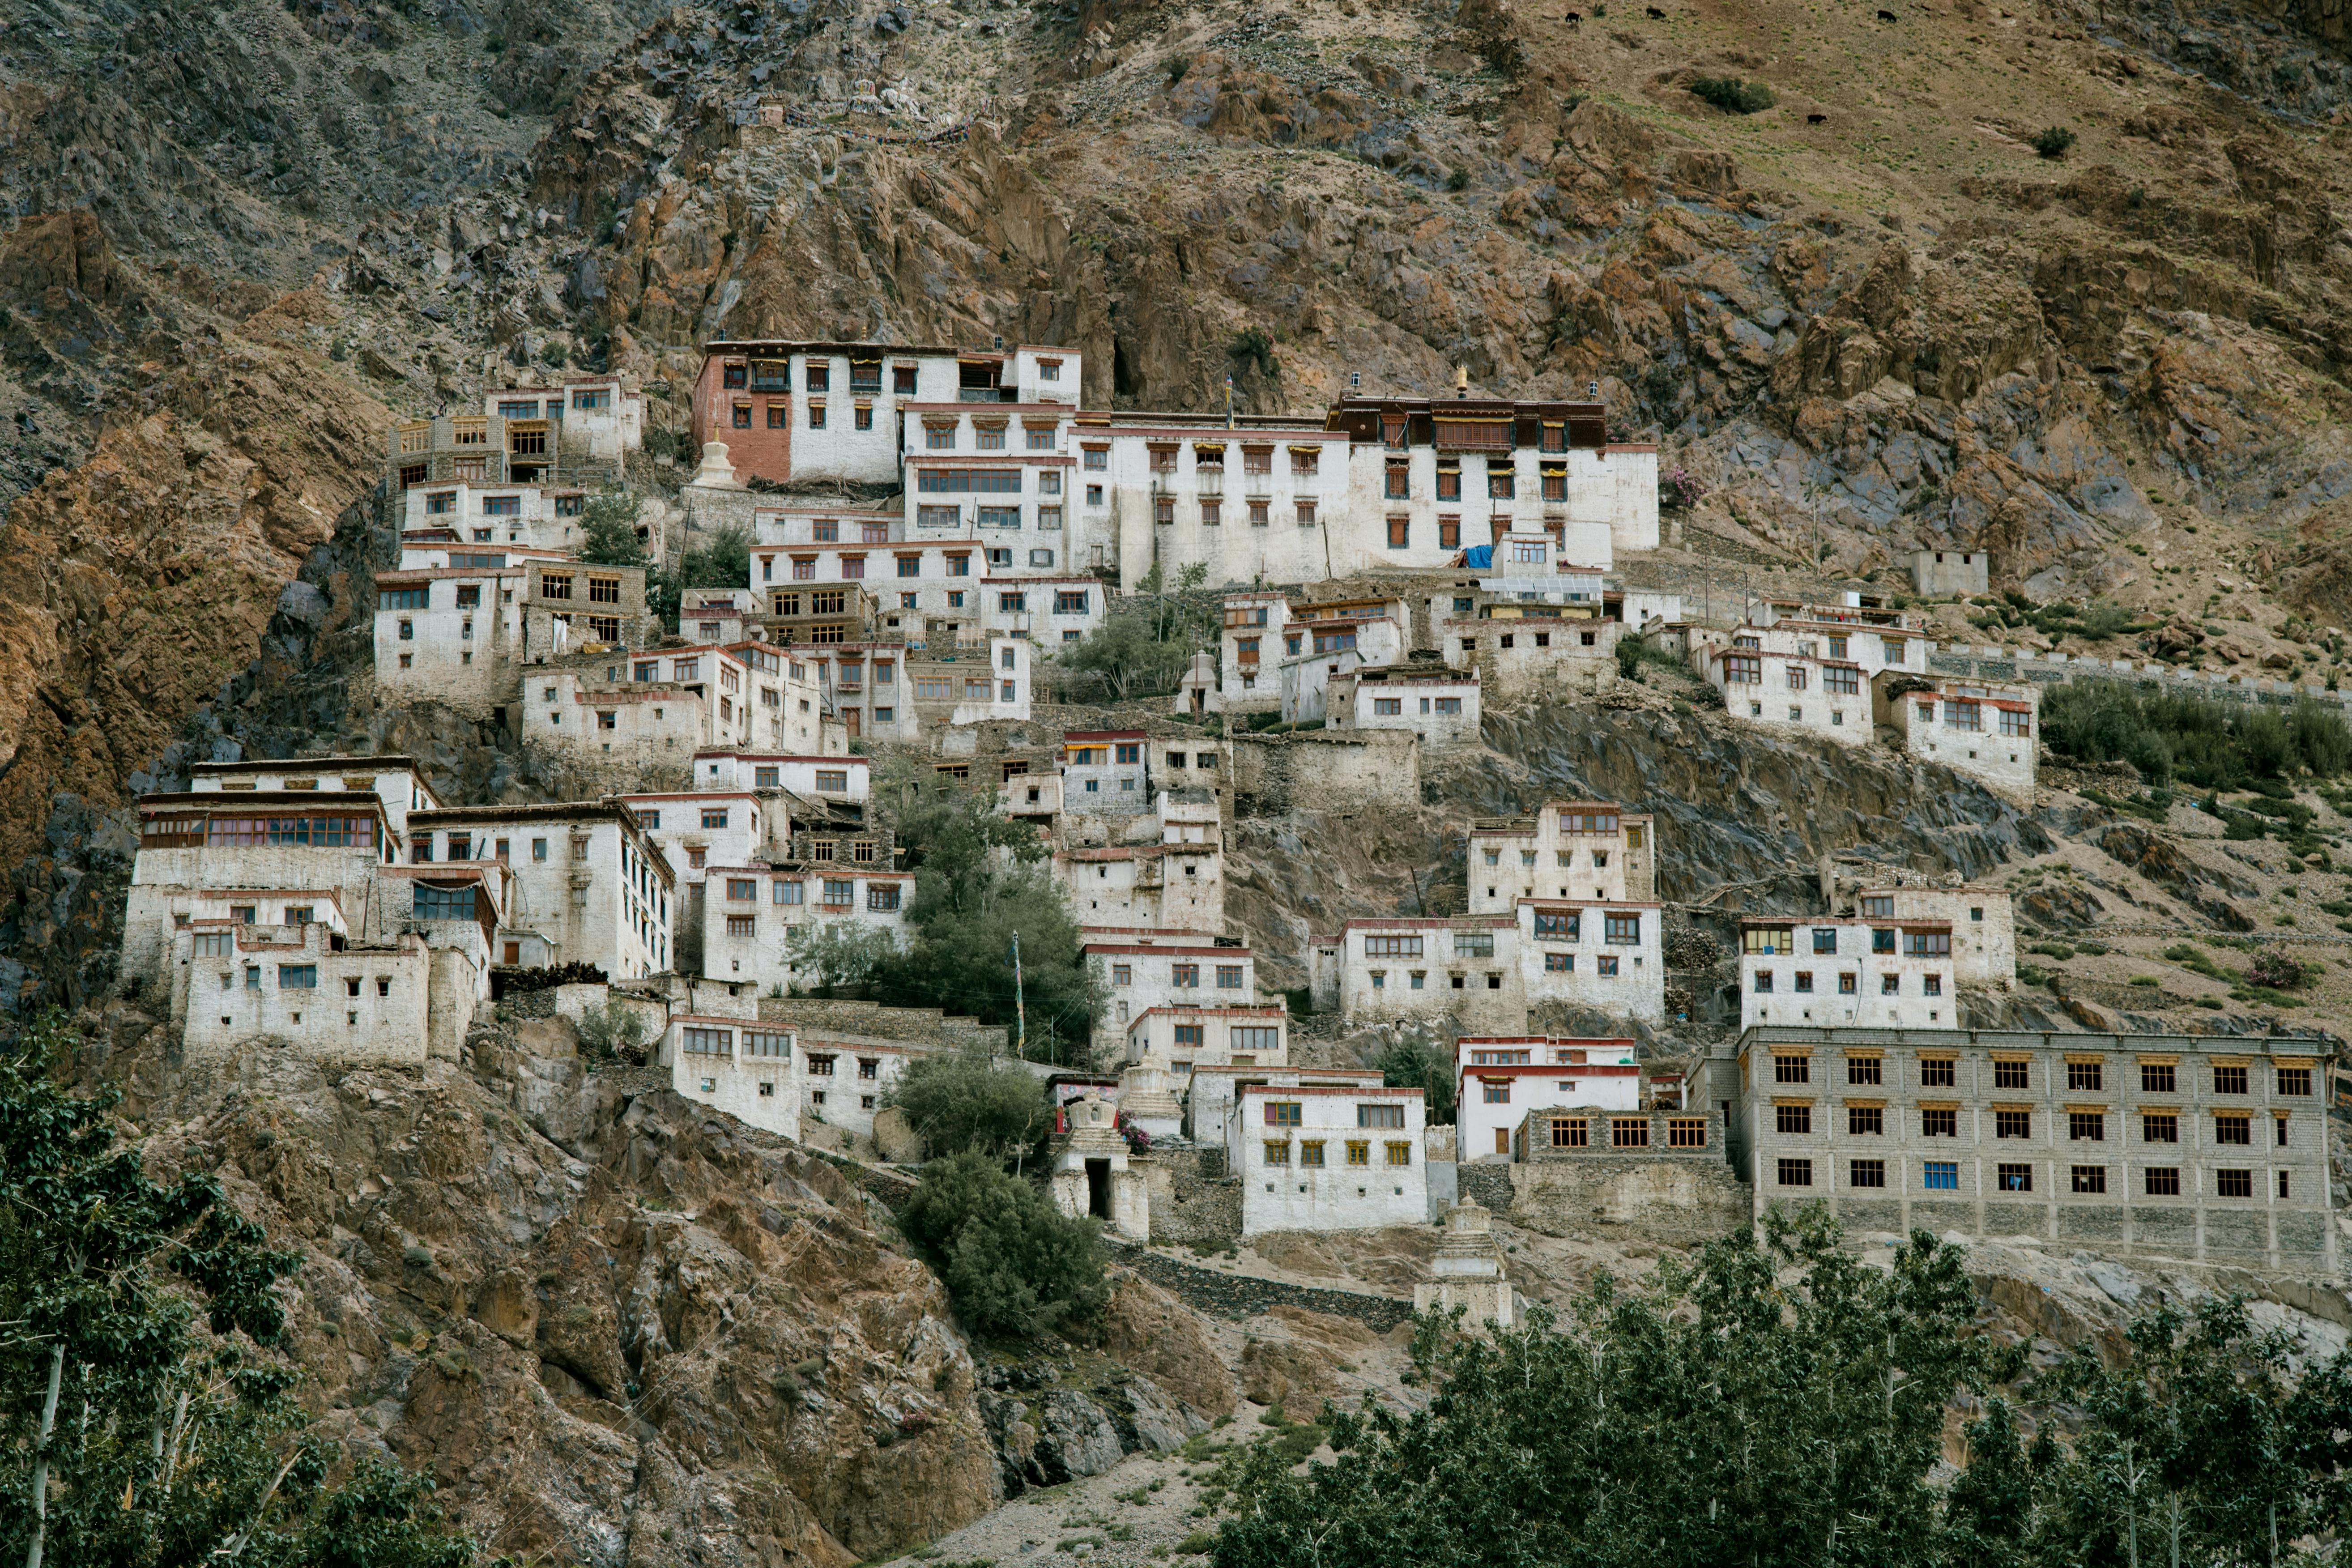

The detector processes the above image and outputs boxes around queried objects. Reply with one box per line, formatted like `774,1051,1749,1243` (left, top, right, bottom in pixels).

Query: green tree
861,782,1100,1062
1372,1037,1456,1124
882,1048,1057,1167
0,1011,477,1568
1057,561,1219,702
1210,1209,1999,1568
784,920,900,992
897,1150,1108,1338
2028,1297,2352,1567
578,485,648,567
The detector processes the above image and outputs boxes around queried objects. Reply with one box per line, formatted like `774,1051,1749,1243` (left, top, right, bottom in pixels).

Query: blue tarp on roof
1460,545,1493,569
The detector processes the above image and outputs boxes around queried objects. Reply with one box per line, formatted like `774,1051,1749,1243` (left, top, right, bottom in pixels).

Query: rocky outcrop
94,1021,1005,1568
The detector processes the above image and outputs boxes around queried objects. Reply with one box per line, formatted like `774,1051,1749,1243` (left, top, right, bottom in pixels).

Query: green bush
2030,125,2077,158
899,1151,1108,1338
2040,681,2352,789
884,1049,1057,1165
1373,1037,1457,1123
1689,75,1776,113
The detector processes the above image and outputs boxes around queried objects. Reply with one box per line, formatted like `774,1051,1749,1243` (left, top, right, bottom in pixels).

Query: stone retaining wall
1118,1248,1414,1332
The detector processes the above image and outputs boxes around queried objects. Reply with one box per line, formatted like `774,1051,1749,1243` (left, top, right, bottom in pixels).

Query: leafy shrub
2244,950,2313,991
1689,75,1777,113
1229,326,1278,377
577,998,649,1064
884,1049,1057,1165
494,959,609,993
1374,1036,1457,1123
2030,125,2076,158
899,1150,1108,1338
2040,681,2352,789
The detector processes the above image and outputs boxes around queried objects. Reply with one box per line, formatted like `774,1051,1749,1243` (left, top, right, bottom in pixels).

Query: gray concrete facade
1726,1027,2338,1274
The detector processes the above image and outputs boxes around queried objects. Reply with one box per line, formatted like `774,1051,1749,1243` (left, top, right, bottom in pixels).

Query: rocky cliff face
85,1011,1001,1566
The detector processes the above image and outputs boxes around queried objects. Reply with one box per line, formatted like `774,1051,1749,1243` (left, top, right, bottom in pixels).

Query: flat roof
1737,1026,2334,1055
191,756,421,775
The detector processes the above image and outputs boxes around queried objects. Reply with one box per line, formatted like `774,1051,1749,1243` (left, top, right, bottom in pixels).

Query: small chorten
1413,1197,1517,1333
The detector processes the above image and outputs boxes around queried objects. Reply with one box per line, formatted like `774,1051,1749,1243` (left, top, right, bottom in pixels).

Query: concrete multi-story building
1466,801,1657,912
1729,1027,2337,1272
1875,674,2038,804
1456,1036,1641,1161
1738,915,1959,1030
1235,1083,1428,1237
404,800,674,979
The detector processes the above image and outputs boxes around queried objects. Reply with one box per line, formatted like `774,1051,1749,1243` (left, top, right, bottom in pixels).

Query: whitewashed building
1235,1083,1428,1238
486,373,643,466
1220,592,1291,713
1875,675,2038,804
1089,936,1257,1048
1187,1063,1380,1151
1328,665,1481,745
669,1015,802,1138
1851,885,2016,988
401,482,589,552
691,750,869,803
1061,730,1153,816
1467,802,1657,913
1738,916,1959,1030
405,801,674,978
187,756,441,838
1455,1036,1640,1161
174,924,453,1065
696,862,913,991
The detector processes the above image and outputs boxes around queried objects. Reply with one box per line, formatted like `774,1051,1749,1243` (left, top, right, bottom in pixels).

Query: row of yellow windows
1261,1141,1413,1167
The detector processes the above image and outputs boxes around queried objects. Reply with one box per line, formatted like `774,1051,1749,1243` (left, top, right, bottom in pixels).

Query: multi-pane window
2144,1167,2182,1196
1846,1057,1881,1086
1775,1103,1811,1135
1994,1163,2033,1193
1668,1119,1707,1148
1773,1055,1810,1084
1357,1103,1406,1129
1922,1161,1958,1190
1993,1059,2030,1090
2067,1060,2103,1091
2278,1065,2313,1096
2213,1113,2251,1146
1611,1118,1649,1148
1994,1109,2032,1139
2212,1064,2249,1095
1777,1159,1813,1187
1265,1102,1303,1126
1920,1057,1956,1087
2071,1165,2107,1194
1921,1108,1957,1138
2216,1168,2254,1198
1849,1159,1886,1189
2142,1112,2178,1143
1848,1105,1883,1136
2069,1112,2105,1142
1551,1117,1589,1148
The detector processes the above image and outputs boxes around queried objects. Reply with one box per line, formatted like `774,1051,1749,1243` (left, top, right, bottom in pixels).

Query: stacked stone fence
1116,1246,1415,1332
1930,647,2347,707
